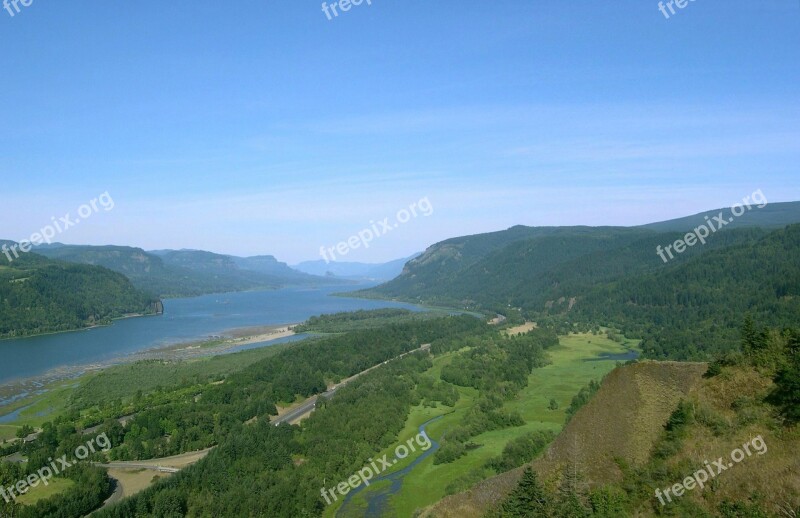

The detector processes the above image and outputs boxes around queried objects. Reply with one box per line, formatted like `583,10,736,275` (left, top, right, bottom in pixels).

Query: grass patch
0,424,20,441
15,477,74,506
505,332,638,427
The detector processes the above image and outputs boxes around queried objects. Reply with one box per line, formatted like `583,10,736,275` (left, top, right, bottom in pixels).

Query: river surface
0,283,422,386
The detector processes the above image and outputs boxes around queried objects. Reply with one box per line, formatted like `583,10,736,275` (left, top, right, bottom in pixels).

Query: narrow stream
337,415,444,517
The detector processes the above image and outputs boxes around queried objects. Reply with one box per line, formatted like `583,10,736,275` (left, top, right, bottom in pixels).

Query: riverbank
0,323,303,425
143,323,298,357
0,283,426,386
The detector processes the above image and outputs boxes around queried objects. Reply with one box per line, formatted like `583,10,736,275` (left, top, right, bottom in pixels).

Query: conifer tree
500,467,550,517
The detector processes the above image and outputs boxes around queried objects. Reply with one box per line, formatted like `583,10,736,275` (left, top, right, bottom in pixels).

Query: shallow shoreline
0,322,301,416
152,324,298,356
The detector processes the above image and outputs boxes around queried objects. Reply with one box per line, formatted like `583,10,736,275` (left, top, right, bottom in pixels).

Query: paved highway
96,462,179,473
270,343,431,426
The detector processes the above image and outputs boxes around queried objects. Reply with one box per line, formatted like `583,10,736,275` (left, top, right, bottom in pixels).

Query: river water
0,283,422,387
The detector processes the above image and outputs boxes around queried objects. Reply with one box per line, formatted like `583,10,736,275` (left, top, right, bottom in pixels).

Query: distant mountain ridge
292,253,421,280
34,245,340,298
641,200,800,233
362,202,800,306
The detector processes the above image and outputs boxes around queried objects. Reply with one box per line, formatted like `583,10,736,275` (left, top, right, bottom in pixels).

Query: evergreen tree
769,329,800,423
557,440,589,517
556,491,589,517
741,315,758,355
500,467,550,517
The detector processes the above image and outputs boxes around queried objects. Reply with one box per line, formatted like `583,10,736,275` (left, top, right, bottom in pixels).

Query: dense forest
92,320,563,517
0,251,161,338
568,225,800,359
293,308,439,333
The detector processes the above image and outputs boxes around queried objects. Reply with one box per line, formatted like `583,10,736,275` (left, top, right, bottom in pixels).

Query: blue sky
1,0,798,263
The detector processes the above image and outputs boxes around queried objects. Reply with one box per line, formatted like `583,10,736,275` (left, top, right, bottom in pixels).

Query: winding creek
337,415,445,517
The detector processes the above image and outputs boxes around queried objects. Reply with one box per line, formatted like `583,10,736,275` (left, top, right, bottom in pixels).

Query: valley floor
328,331,638,517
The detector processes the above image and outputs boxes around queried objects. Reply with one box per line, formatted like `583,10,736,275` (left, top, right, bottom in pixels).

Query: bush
718,499,768,518
589,486,628,517
695,404,729,436
486,430,555,473
433,439,466,464
444,468,490,495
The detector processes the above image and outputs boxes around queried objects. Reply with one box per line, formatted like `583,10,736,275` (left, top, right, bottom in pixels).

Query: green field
15,477,75,506
337,331,638,517
0,424,20,441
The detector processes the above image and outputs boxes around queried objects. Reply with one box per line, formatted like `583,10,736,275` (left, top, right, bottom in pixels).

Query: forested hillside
0,251,161,338
360,207,800,360
571,224,800,359
149,249,339,293
364,203,800,306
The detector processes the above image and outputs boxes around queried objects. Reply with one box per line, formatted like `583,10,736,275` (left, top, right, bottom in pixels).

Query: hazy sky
1,1,798,263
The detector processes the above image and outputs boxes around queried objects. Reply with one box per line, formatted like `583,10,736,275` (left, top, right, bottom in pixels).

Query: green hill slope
421,361,708,518
0,250,161,338
362,202,800,309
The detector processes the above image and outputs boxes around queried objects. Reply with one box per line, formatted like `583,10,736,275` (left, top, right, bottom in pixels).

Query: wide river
0,283,422,386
